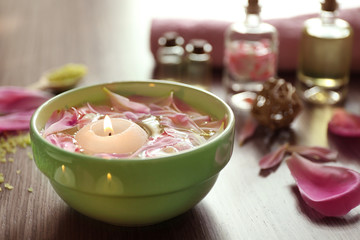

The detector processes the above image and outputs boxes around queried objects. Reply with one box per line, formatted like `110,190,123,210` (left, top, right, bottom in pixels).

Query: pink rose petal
328,108,360,137
45,133,79,152
286,153,360,217
0,110,35,131
154,91,178,109
0,87,52,132
192,115,211,122
259,143,288,169
199,116,226,132
0,86,52,114
131,135,180,158
86,103,115,116
238,116,258,146
103,87,150,114
287,145,338,162
161,113,205,134
172,95,195,113
164,127,206,145
43,110,78,136
94,152,132,159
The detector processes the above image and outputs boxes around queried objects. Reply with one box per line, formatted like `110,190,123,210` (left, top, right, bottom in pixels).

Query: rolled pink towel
150,8,360,72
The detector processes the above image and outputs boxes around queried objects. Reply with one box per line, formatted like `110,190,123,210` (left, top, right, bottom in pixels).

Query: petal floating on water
161,112,206,135
286,153,360,217
131,135,181,158
43,110,78,136
103,87,150,114
45,133,79,152
86,103,115,116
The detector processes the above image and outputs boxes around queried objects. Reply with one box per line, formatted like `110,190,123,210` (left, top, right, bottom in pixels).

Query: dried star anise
251,78,302,129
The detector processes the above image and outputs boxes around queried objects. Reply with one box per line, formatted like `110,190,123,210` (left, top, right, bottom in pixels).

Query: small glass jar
297,0,353,105
184,39,212,91
223,0,278,109
155,32,185,81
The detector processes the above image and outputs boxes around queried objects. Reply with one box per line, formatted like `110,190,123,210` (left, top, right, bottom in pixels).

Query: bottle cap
158,32,184,47
186,39,212,54
321,0,338,12
246,0,261,14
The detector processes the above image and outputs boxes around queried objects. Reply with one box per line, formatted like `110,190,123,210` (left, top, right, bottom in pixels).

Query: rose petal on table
238,116,258,146
0,86,51,114
259,143,288,169
0,110,35,131
286,153,360,217
103,87,150,114
287,145,338,162
328,108,360,137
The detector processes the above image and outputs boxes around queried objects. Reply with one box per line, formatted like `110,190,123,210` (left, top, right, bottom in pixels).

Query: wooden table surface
1,0,360,239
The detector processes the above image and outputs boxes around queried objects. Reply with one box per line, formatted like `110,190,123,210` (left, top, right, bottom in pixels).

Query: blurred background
0,0,358,87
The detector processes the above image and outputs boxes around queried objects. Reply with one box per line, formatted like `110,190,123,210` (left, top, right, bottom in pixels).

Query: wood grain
1,0,360,239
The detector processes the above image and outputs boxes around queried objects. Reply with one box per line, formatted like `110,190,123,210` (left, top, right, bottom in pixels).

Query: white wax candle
75,117,148,154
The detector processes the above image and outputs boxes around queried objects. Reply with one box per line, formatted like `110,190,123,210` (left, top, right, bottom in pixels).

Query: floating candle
43,90,226,159
75,115,148,154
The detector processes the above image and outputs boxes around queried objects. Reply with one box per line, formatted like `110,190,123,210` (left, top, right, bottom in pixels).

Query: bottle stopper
186,39,212,54
158,32,184,47
321,0,338,12
246,0,261,14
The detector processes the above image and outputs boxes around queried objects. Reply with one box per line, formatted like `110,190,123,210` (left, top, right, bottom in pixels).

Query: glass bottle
184,39,212,91
155,32,185,81
223,0,278,109
297,0,353,105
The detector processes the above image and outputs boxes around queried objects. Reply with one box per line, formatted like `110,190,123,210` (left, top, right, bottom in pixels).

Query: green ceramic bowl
30,80,235,226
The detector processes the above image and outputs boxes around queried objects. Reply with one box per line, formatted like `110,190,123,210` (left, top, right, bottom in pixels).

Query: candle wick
109,132,112,136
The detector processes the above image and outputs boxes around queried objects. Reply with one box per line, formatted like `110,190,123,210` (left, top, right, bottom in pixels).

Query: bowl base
50,174,219,226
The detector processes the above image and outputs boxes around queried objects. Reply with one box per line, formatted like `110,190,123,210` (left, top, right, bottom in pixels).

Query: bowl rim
30,80,235,163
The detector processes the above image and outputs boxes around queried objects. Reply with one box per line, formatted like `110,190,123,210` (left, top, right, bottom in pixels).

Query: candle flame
62,164,65,173
107,173,112,182
104,115,114,136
